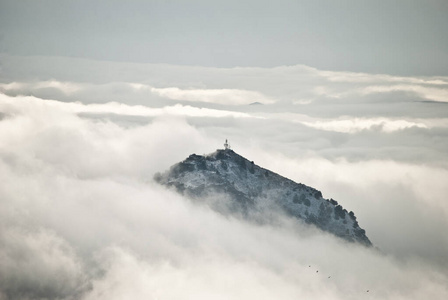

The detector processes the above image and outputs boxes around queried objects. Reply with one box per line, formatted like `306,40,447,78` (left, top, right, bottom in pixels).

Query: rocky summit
155,148,372,246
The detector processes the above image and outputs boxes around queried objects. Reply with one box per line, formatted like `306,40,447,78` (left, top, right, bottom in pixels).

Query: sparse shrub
221,161,228,170
249,164,255,174
304,198,311,207
348,211,356,220
330,198,338,206
334,205,345,219
237,157,247,170
293,194,300,204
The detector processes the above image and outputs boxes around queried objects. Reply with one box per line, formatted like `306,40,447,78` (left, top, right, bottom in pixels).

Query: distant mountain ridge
155,148,372,246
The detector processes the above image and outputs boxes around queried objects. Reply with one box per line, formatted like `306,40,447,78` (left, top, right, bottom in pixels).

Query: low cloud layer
1,56,448,299
150,86,275,105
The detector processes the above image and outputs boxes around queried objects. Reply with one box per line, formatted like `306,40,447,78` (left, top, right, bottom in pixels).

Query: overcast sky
1,0,448,75
1,1,448,299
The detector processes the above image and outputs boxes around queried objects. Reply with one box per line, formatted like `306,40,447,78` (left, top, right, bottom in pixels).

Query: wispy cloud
0,93,253,119
361,85,448,103
149,86,275,105
301,118,428,133
318,70,448,86
0,80,82,95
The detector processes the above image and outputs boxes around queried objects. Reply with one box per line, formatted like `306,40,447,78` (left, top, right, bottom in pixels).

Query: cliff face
155,149,372,246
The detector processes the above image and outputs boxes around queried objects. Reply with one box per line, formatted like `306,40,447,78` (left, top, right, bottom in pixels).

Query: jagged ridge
155,149,372,246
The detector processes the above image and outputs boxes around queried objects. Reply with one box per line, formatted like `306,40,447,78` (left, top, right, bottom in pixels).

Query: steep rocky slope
155,148,372,246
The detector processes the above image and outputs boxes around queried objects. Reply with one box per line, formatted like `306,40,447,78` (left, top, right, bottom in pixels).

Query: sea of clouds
1,55,448,299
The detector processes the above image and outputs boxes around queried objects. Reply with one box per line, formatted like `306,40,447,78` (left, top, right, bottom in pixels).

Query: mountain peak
155,149,372,246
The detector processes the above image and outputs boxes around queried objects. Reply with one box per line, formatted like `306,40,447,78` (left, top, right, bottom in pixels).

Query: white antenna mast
224,139,230,150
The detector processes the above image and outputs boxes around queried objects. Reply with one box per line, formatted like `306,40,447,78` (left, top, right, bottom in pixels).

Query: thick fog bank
1,57,448,299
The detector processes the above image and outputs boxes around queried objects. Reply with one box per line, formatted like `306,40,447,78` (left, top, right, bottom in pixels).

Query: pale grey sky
1,0,448,75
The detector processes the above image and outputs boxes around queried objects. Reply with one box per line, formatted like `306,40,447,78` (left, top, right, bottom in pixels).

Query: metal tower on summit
224,139,230,150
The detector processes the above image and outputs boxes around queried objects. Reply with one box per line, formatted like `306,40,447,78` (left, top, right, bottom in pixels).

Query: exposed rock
155,149,372,246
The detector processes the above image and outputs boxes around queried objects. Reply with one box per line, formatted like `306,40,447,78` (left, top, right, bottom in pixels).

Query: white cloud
0,227,87,299
150,86,275,105
252,112,448,133
1,56,448,299
361,85,448,103
0,80,82,95
301,118,428,133
318,70,448,86
0,93,253,120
